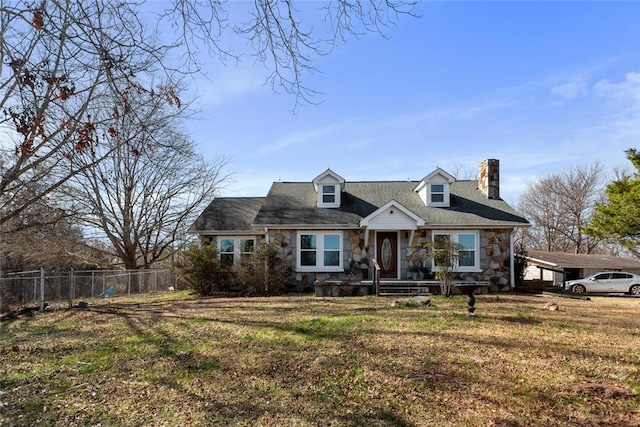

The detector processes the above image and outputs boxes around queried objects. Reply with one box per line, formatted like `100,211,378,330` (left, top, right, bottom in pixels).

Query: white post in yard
68,268,74,308
39,268,45,312
509,231,515,289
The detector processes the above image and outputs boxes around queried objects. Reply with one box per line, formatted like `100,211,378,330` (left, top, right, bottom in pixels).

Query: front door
377,232,398,279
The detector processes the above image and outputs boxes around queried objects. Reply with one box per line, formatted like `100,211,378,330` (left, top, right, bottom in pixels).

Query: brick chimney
478,159,500,199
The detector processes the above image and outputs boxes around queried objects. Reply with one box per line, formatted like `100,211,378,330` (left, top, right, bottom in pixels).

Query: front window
431,184,444,203
322,185,336,204
432,232,479,272
300,234,317,266
323,234,340,266
318,184,340,207
433,234,451,268
219,239,235,266
458,234,476,267
240,239,255,264
218,237,256,267
298,232,343,270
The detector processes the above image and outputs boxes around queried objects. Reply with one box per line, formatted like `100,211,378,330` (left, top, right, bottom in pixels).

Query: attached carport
524,250,640,286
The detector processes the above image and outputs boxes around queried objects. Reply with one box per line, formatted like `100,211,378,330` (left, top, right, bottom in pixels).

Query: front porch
313,278,490,297
373,279,438,296
372,280,490,296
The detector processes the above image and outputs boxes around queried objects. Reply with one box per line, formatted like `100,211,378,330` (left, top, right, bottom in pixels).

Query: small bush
235,243,292,296
397,299,425,308
513,239,528,287
174,245,231,296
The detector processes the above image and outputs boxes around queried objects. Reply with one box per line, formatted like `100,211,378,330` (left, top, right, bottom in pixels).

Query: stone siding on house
404,229,512,291
268,229,367,291
202,227,512,292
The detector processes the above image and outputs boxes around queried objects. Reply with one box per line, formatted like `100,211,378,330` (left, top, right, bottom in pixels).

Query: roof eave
189,229,259,235
255,223,362,230
425,222,530,229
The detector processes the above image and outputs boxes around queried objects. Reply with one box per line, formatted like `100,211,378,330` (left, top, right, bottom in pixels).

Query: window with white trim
297,232,342,270
430,184,445,203
318,184,340,207
432,231,479,272
218,237,255,267
322,185,336,203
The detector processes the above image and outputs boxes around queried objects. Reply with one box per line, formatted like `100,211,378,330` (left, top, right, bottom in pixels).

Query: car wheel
629,284,640,295
571,284,587,294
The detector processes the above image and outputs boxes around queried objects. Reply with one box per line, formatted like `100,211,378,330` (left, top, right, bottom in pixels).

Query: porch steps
364,280,439,296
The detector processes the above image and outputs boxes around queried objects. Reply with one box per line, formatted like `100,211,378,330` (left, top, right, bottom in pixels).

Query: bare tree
66,88,230,269
0,1,176,230
448,163,477,180
0,197,99,271
160,1,418,106
1,0,416,232
518,163,606,253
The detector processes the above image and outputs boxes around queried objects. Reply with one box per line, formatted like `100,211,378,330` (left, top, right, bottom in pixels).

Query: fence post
68,268,74,308
40,268,45,312
128,270,131,295
91,271,95,300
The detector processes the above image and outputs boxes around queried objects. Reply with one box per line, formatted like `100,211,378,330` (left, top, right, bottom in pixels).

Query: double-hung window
432,231,479,272
218,237,255,267
318,184,340,207
322,185,336,204
430,184,445,203
298,232,342,271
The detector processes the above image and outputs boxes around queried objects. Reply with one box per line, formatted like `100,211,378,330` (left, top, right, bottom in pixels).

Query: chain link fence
1,268,177,313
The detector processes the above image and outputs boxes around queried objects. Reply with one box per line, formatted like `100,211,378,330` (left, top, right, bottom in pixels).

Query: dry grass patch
1,292,640,426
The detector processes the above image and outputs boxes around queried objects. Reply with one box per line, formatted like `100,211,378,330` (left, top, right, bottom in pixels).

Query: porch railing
372,259,381,296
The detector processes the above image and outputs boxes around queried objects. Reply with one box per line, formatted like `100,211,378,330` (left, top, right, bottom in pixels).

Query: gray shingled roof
191,180,529,233
190,197,265,232
527,250,640,270
252,180,528,227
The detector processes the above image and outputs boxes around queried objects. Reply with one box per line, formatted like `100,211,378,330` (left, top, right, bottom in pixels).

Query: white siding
367,207,416,230
524,265,553,281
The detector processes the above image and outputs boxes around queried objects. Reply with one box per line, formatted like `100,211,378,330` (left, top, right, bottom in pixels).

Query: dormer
312,169,345,208
414,167,456,207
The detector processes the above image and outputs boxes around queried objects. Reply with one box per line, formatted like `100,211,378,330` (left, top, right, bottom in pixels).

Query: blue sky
177,1,640,205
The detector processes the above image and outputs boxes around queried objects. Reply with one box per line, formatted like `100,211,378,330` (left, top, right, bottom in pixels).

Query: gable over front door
376,232,398,279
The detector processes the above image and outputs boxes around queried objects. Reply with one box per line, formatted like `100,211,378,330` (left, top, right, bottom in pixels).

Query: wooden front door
376,232,398,279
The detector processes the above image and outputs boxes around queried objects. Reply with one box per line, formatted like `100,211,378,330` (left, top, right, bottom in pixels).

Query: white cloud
256,120,355,155
593,70,640,105
551,79,587,100
191,66,266,109
591,71,640,147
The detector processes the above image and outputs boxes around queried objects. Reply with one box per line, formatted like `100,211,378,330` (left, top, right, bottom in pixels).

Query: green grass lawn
1,292,639,426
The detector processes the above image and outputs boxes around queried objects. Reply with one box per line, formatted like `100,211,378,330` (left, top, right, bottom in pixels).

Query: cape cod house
189,159,530,293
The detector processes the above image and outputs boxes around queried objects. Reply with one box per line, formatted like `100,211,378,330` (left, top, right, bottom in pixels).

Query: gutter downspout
509,230,515,289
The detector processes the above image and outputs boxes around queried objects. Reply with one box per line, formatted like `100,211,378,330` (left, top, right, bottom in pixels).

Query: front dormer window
322,185,336,204
430,184,445,203
414,167,456,207
313,168,345,208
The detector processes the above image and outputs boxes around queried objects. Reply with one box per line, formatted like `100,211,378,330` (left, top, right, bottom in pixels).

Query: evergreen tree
585,149,640,257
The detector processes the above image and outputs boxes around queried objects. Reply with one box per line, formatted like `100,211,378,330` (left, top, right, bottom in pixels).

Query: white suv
565,271,640,294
